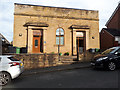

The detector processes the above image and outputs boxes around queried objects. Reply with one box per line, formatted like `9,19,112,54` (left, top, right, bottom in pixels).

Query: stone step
59,56,77,61
61,60,77,63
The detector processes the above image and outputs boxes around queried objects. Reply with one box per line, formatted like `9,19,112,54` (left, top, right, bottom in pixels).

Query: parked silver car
0,55,24,86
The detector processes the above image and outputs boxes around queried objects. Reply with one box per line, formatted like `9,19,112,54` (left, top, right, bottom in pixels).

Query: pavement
22,61,91,76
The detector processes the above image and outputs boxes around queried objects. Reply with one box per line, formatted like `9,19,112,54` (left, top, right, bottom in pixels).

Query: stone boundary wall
78,50,99,61
6,52,97,70
14,53,59,70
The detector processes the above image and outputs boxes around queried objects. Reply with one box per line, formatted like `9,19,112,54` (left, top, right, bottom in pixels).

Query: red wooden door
32,36,40,53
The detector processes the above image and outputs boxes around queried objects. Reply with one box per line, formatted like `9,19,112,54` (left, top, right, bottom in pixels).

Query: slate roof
103,28,120,36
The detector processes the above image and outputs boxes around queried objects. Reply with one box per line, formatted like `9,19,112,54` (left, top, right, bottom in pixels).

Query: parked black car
91,46,120,71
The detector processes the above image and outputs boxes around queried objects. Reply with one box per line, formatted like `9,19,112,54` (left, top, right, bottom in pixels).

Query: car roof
0,55,13,58
109,46,120,53
111,46,120,49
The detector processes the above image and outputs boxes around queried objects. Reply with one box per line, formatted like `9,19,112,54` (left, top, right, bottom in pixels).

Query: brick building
13,3,100,55
100,28,120,50
100,3,120,50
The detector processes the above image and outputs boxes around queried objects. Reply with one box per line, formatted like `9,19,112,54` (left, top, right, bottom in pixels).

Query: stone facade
13,3,100,55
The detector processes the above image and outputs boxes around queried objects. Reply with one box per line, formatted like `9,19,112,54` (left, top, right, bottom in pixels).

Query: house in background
0,33,11,54
13,3,100,55
100,28,120,50
100,3,120,50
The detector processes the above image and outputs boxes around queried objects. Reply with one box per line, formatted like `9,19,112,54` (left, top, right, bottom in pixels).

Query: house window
35,39,38,46
115,36,120,41
56,28,64,45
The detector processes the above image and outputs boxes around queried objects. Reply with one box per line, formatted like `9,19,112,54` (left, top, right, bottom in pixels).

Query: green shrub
59,52,62,56
51,52,55,54
64,52,69,56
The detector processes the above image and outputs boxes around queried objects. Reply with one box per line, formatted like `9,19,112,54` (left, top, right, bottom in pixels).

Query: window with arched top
56,28,64,45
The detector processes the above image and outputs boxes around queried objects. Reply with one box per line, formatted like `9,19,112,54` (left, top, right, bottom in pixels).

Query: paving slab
22,62,91,76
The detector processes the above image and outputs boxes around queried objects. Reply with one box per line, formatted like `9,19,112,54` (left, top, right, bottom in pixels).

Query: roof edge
105,3,120,26
101,28,114,37
102,28,120,37
14,3,98,12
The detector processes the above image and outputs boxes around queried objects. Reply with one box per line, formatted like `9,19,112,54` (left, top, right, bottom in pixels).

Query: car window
101,48,115,55
117,49,120,53
7,57,19,61
118,49,120,53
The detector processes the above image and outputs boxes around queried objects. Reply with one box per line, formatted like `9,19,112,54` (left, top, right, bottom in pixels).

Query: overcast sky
0,0,120,42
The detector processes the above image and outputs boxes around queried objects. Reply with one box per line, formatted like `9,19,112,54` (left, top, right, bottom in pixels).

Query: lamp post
58,27,61,61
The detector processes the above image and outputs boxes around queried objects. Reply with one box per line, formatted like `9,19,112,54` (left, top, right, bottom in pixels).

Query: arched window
56,28,64,45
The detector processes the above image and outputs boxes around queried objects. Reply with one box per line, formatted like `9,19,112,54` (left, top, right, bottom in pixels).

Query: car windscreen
7,57,19,61
101,48,115,55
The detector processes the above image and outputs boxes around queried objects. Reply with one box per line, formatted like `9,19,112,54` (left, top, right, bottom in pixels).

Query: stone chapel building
13,3,100,55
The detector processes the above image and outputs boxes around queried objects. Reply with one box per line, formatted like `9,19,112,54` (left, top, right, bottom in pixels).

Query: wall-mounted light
92,37,95,39
19,33,22,36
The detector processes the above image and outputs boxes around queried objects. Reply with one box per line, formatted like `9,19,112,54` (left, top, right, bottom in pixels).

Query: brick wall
106,5,120,29
100,29,114,50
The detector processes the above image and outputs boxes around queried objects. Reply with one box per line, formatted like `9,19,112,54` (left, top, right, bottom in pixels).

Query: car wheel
108,62,116,71
0,72,11,86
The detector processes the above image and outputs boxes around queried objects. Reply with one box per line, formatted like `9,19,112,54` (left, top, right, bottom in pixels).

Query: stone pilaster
27,28,33,53
73,29,77,55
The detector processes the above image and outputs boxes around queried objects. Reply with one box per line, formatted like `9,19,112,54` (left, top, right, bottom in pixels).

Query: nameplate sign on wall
76,32,84,37
33,30,42,36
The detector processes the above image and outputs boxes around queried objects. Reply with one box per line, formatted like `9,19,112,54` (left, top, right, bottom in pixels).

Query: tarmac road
2,68,119,88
